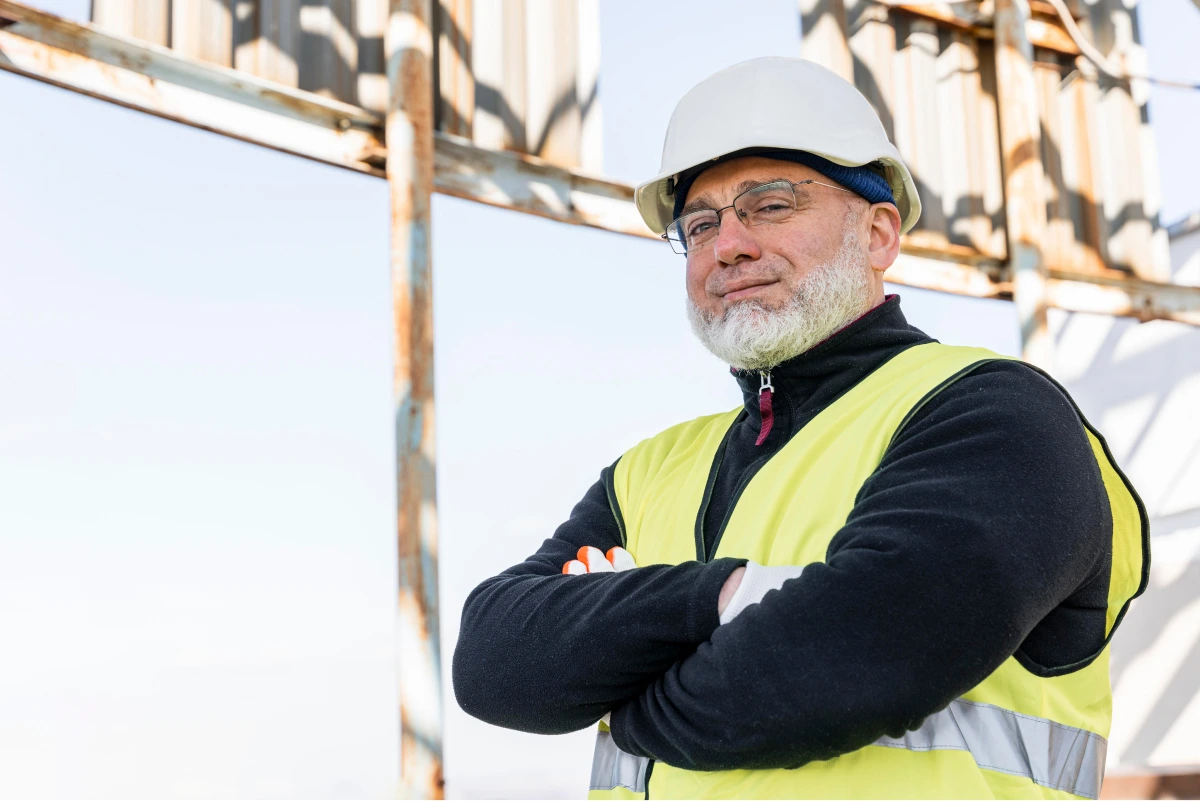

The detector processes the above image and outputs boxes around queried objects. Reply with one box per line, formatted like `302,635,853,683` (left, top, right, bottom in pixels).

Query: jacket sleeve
608,362,1113,770
451,463,746,735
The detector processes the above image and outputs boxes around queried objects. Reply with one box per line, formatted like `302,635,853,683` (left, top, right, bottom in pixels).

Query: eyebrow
679,178,794,216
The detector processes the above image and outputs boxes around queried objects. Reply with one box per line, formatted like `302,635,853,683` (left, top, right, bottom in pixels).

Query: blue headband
670,148,896,221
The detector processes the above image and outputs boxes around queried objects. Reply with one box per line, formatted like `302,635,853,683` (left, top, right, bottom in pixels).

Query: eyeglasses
662,179,857,255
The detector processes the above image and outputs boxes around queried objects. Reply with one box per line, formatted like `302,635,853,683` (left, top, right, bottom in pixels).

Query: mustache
706,264,786,298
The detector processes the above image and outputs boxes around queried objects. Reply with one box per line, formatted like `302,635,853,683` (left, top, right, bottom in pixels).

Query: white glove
562,546,637,575
718,562,805,624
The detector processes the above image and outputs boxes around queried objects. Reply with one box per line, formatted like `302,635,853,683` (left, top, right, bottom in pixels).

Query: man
452,57,1147,800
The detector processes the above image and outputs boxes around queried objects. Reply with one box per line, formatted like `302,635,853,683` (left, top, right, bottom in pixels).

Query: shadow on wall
1050,307,1200,775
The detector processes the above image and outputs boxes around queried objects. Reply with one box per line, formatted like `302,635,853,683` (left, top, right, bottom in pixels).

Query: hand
717,566,746,615
718,563,806,624
562,546,637,575
563,546,637,730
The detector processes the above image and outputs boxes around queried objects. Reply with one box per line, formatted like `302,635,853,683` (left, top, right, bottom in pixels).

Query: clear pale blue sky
0,1,1196,797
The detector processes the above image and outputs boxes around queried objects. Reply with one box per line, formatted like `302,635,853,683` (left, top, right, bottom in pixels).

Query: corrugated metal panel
356,0,388,115
434,0,601,169
90,0,601,171
843,3,1006,261
523,0,580,165
849,9,1006,261
90,0,169,46
575,0,602,175
461,0,600,169
960,35,1006,259
470,0,523,152
172,0,233,68
846,0,897,143
894,16,948,241
806,1,1164,279
1082,0,1168,280
299,1,358,103
434,0,473,137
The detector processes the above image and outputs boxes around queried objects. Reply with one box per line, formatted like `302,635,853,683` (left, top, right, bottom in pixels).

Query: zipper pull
756,370,774,446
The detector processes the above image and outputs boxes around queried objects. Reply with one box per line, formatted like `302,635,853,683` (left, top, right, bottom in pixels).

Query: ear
866,203,902,274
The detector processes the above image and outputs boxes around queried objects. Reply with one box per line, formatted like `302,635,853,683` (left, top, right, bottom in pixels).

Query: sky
0,1,1197,798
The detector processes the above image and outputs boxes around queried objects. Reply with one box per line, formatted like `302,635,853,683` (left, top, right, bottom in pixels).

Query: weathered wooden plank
846,0,897,142
1085,0,1159,279
91,0,169,46
936,31,972,250
799,0,853,80
1033,48,1075,272
995,0,1053,367
974,38,1008,260
433,0,473,137
244,1,301,88
298,0,359,103
894,16,948,241
576,0,602,174
471,0,525,153
882,1,1081,54
171,0,234,68
1047,270,1200,326
356,0,389,115
523,0,580,166
1055,59,1101,273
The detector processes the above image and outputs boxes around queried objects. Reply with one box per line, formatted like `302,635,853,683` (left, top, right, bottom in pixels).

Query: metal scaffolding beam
5,0,1198,327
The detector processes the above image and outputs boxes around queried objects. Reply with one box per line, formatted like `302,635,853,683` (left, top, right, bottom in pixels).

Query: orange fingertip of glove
577,546,615,572
562,560,587,575
606,547,637,571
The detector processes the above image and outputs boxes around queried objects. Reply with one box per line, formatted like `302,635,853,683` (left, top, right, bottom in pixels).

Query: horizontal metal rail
1048,270,1200,326
2,0,1197,325
0,0,387,173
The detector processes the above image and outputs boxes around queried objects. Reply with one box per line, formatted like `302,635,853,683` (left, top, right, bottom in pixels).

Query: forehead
683,156,827,207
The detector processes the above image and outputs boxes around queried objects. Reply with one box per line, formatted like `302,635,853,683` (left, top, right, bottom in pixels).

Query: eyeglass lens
665,180,801,255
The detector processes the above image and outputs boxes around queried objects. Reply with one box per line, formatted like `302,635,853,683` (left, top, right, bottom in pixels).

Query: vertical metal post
385,1,443,798
994,0,1053,370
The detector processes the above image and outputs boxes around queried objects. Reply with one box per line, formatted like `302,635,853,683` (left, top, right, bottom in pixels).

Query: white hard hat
634,57,921,235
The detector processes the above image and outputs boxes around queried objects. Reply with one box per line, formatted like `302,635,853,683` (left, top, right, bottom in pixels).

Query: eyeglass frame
661,179,859,256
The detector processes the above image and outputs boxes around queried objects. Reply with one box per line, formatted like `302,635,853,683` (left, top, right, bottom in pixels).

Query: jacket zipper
696,371,785,562
756,370,775,446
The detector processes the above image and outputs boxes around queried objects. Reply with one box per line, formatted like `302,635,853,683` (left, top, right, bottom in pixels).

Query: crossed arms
451,365,1113,771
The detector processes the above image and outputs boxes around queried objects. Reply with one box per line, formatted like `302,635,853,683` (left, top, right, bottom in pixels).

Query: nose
711,207,761,266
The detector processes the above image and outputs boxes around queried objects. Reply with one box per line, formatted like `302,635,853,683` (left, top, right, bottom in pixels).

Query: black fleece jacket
452,296,1112,772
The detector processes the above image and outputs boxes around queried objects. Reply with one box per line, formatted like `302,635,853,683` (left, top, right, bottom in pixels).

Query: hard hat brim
634,147,922,236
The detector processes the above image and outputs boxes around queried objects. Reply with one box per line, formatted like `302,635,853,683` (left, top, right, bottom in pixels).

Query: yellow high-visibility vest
587,343,1148,800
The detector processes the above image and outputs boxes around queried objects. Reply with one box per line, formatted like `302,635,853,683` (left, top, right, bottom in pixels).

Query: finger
606,547,637,572
562,560,587,575
577,546,615,573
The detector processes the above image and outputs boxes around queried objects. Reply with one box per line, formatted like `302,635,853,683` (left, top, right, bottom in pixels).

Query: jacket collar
730,295,929,418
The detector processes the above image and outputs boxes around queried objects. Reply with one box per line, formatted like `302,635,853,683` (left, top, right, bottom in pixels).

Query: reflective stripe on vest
876,699,1106,800
590,699,1105,799
590,729,650,794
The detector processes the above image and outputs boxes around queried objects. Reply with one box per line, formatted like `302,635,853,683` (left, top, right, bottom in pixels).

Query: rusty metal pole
993,0,1054,371
385,0,443,798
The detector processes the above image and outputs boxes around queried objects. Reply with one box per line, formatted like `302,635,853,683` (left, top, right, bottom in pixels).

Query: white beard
687,227,875,372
